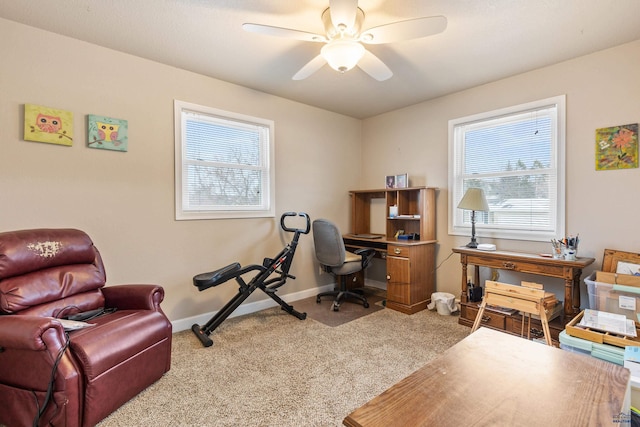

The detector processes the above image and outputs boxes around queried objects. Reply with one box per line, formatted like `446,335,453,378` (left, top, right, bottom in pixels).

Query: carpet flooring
98,305,469,427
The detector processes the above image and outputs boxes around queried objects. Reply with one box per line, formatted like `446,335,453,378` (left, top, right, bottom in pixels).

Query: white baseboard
172,283,334,333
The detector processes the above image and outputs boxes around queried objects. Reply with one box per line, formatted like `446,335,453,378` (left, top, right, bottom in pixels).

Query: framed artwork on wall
87,115,128,152
24,104,73,146
595,123,638,171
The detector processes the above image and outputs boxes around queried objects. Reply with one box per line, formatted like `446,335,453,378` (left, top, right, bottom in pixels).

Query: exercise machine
191,212,310,347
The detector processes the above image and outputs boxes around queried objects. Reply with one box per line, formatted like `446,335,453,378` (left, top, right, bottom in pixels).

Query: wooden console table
343,327,630,427
453,247,595,317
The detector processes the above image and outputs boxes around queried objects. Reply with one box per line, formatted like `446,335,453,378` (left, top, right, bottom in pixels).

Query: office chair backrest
312,219,346,267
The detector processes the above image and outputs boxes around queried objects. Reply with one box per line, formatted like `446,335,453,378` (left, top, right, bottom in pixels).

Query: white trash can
428,292,458,315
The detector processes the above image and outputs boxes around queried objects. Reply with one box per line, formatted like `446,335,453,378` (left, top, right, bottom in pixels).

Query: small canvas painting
24,104,73,146
617,261,640,276
87,115,128,152
595,123,638,171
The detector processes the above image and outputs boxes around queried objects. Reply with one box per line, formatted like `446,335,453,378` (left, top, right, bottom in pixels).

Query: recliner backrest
0,228,106,316
312,219,346,267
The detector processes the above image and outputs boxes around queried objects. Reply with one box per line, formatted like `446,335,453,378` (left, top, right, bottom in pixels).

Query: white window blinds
174,101,275,220
449,96,566,242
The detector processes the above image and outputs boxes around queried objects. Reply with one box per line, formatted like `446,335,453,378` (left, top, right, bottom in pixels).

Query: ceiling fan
242,0,447,81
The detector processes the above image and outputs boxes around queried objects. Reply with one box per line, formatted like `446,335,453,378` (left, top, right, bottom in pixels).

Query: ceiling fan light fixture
321,39,365,73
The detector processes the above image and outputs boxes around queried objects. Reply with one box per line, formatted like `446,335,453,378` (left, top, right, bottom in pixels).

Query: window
174,100,275,220
448,95,566,242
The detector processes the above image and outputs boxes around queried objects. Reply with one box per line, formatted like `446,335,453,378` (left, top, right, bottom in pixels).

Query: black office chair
312,219,376,311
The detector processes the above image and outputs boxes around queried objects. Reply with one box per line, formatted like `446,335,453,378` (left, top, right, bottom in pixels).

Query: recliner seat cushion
68,309,172,426
69,310,170,380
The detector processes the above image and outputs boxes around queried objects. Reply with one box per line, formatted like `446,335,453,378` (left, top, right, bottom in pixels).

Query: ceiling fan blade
243,23,326,43
360,16,447,45
357,49,393,81
292,54,327,80
329,0,358,30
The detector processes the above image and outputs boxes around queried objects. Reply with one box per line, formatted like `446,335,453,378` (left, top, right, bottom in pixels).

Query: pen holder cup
563,247,577,261
552,246,563,259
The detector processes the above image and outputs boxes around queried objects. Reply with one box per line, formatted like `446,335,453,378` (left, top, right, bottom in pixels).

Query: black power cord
32,332,70,427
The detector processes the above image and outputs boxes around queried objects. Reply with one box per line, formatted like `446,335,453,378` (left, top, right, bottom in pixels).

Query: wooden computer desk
344,187,438,314
343,327,630,427
343,234,436,314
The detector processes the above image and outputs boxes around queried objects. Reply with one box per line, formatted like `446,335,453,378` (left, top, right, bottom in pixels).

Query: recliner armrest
0,316,67,351
354,248,376,269
101,284,165,311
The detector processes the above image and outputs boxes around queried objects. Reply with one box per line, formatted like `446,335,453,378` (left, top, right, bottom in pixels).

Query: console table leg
461,257,468,304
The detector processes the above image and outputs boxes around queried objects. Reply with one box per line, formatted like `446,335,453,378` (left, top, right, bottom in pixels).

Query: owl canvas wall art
24,104,73,146
87,115,128,152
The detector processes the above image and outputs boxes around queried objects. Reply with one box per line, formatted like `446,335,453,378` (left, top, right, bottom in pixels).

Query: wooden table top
451,246,596,268
343,328,630,427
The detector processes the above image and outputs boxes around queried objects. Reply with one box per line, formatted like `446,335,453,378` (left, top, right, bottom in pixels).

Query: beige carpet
98,306,469,427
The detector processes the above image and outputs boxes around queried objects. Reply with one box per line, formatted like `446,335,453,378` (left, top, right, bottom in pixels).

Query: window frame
448,95,566,242
174,100,275,220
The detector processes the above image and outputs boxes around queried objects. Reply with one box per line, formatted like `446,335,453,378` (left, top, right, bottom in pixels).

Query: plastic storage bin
559,330,624,365
585,272,640,324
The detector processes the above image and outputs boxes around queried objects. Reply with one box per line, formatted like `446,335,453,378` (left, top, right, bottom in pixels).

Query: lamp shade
457,188,489,212
321,39,365,73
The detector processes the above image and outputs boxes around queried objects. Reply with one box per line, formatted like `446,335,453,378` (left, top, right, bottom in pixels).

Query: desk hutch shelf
346,187,437,314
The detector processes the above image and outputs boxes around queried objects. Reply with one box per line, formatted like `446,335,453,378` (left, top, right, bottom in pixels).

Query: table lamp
457,188,489,248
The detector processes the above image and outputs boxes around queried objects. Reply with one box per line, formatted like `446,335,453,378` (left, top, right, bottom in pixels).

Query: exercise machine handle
280,212,310,234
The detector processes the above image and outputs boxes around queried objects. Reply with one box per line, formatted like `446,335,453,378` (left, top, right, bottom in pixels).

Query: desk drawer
467,256,564,277
509,316,562,343
462,304,506,330
387,245,409,258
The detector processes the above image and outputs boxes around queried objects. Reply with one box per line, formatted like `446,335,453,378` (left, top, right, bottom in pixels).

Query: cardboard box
595,271,640,287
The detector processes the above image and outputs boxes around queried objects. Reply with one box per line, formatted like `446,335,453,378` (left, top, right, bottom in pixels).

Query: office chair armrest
354,248,376,269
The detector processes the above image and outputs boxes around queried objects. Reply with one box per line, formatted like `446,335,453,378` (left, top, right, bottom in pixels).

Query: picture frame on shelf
395,173,408,188
385,175,396,189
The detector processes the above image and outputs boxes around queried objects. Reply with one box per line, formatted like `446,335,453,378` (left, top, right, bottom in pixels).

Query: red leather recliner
0,229,172,427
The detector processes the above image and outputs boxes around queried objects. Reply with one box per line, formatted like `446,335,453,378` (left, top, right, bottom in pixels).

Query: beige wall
3,17,639,323
362,40,640,300
0,18,362,323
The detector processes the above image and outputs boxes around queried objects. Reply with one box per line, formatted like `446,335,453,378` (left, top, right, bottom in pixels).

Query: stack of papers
579,309,637,337
51,318,96,331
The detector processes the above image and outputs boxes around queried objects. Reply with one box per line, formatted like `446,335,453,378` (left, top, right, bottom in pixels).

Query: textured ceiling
2,0,640,118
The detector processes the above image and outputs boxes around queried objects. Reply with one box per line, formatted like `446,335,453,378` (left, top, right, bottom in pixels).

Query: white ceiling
2,0,640,119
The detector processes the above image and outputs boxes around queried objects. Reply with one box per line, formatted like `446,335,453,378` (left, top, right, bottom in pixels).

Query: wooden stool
471,281,555,346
